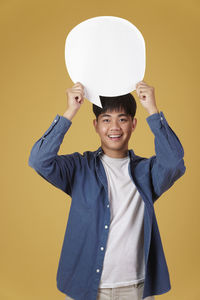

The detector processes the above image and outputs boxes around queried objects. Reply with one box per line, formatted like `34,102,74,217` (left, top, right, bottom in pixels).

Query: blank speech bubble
65,16,146,108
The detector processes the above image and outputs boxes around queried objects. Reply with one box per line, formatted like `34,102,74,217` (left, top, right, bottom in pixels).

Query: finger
73,89,85,97
137,84,149,90
74,92,82,100
139,92,147,99
74,82,84,88
73,88,84,93
138,88,149,93
136,86,140,97
138,80,147,84
136,87,145,97
136,80,145,84
79,98,84,104
77,97,82,103
73,85,85,91
136,82,149,88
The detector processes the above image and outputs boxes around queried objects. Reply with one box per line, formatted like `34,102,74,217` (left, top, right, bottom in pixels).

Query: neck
101,146,128,158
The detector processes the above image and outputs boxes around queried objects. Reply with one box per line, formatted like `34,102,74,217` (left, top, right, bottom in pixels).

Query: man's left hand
136,81,159,115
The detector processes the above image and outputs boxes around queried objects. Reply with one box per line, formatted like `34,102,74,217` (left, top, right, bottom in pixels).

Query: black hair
92,93,137,120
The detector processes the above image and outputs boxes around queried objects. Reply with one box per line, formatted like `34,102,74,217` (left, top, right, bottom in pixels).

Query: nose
109,119,121,131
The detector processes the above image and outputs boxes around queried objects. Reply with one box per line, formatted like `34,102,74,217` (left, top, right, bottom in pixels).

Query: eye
102,119,110,122
119,118,127,122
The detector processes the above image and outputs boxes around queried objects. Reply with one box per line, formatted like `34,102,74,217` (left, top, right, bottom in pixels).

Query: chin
105,144,126,151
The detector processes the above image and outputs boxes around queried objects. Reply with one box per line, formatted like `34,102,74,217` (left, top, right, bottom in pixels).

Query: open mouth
108,134,122,141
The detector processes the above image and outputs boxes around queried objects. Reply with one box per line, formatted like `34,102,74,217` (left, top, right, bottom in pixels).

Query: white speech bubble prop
65,16,145,108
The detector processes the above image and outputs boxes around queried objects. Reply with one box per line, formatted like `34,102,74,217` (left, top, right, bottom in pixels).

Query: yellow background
1,0,199,299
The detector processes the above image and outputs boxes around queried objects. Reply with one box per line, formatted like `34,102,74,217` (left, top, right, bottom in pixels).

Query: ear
131,117,137,132
93,119,98,133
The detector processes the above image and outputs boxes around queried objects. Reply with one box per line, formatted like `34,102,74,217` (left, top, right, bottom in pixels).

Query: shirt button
160,117,163,121
100,247,104,251
107,204,109,208
96,269,100,273
54,119,57,122
105,225,108,229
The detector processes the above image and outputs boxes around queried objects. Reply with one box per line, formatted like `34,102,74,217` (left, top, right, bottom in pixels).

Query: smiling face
93,108,137,158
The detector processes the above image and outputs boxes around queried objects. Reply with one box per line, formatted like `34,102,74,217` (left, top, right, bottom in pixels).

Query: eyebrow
100,113,128,118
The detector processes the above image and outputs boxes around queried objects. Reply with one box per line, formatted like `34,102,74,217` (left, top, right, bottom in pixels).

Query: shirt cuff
146,111,166,131
42,114,72,138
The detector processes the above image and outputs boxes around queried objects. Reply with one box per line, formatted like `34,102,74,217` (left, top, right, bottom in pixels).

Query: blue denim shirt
28,111,186,299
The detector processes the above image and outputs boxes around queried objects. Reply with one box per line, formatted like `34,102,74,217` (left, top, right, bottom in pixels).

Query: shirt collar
94,147,136,161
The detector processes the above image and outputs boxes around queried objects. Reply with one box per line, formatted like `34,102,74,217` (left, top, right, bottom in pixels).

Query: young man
28,81,186,300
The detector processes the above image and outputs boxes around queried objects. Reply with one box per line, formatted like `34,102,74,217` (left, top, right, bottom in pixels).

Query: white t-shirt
99,153,145,288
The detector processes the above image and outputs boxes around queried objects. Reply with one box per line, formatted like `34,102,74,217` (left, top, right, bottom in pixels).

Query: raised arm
136,81,186,201
28,82,85,196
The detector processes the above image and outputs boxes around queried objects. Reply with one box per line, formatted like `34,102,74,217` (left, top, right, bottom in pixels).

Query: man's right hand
63,82,85,120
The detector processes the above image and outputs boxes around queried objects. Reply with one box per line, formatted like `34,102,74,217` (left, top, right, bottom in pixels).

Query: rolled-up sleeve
146,111,186,200
28,114,77,196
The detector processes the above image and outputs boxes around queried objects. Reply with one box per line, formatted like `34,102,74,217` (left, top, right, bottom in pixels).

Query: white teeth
108,135,121,138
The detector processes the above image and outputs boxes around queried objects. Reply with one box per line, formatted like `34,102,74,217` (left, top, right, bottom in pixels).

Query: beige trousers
65,282,155,300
